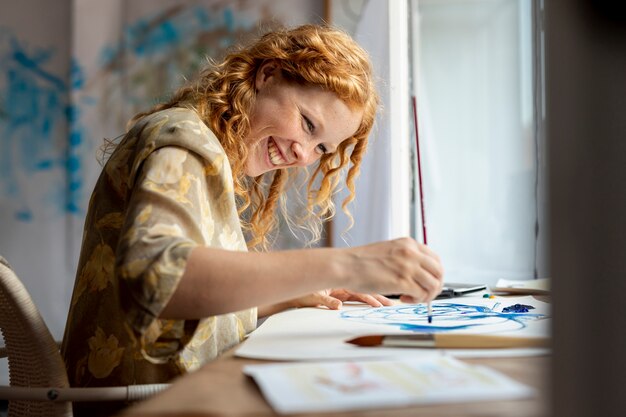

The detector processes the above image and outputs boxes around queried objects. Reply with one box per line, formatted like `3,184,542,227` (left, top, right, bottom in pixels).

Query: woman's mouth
268,137,286,166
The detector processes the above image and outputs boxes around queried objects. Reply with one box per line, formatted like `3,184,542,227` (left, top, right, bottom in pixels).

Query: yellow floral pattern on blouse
61,107,257,388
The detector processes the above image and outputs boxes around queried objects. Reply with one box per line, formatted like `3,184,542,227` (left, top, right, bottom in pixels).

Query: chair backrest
0,256,72,417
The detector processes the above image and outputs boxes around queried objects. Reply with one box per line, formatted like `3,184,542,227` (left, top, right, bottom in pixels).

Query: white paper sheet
244,356,535,414
236,296,551,361
493,278,551,294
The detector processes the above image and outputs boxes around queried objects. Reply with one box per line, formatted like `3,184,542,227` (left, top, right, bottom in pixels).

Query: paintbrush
412,96,433,324
346,334,549,349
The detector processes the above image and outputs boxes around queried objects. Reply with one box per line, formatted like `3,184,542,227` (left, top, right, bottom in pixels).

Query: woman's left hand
257,289,394,318
291,289,394,310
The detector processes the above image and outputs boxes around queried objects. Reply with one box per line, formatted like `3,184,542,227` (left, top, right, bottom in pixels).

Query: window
332,0,546,286
410,0,546,284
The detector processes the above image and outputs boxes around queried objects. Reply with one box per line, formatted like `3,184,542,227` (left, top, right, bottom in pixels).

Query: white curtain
332,0,398,247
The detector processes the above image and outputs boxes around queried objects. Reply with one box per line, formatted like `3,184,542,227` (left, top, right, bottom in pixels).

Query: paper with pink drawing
244,356,534,414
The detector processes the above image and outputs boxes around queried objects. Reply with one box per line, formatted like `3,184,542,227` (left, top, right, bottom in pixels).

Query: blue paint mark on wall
98,5,256,109
107,6,216,61
0,32,88,221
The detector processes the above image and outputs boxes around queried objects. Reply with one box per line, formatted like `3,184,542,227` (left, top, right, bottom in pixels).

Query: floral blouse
61,107,257,389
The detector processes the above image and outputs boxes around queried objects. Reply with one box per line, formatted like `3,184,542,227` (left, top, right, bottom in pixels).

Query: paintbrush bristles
347,335,384,347
427,302,433,323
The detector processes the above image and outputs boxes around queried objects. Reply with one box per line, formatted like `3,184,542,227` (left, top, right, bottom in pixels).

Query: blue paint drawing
341,302,546,334
0,32,88,221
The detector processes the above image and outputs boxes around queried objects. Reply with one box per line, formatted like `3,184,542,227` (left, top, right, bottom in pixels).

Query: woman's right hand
342,237,444,304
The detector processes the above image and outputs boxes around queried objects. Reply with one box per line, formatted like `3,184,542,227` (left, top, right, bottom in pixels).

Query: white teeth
268,139,285,165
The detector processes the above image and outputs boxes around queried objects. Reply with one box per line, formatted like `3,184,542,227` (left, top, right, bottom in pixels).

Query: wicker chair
0,256,169,417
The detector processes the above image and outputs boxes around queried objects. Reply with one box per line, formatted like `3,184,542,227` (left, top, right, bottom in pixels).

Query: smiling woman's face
243,61,363,177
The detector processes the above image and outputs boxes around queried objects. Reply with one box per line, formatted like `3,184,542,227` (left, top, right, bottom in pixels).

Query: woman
61,24,443,415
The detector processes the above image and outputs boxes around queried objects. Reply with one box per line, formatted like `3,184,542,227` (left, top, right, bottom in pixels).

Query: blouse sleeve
111,108,248,363
116,145,207,335
116,121,246,333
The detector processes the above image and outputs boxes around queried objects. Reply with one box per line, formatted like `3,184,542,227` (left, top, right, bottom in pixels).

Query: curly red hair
127,24,380,250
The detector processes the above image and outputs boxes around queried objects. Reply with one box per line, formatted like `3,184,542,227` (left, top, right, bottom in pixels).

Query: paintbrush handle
436,334,548,348
385,334,549,349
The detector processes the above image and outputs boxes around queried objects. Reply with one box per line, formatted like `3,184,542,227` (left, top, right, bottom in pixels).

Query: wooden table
121,348,550,417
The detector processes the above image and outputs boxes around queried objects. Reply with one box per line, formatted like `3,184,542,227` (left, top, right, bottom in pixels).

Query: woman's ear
255,60,281,91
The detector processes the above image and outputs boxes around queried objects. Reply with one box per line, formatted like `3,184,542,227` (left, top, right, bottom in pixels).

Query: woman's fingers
319,295,343,309
416,246,444,287
291,291,342,310
399,294,419,304
372,293,394,306
372,238,444,301
312,293,343,310
326,289,398,308
403,239,444,298
336,237,445,306
352,293,383,307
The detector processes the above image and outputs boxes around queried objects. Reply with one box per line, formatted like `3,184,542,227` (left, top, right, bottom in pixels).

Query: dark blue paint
503,304,535,313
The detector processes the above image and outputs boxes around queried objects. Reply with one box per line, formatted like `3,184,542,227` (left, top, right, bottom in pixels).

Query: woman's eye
316,143,328,154
303,115,315,134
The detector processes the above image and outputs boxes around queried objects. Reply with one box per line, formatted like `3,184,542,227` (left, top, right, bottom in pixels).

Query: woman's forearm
161,237,444,319
160,246,349,319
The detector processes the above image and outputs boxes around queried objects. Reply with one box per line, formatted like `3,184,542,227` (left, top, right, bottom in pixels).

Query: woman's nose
291,141,318,167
